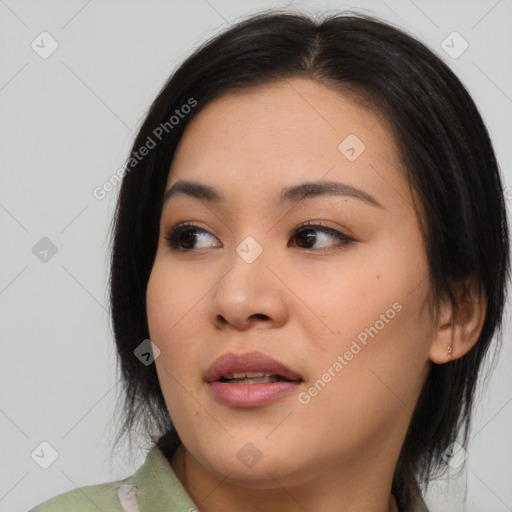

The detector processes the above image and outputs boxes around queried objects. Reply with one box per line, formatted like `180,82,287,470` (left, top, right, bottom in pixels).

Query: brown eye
165,223,220,251
164,221,354,253
290,222,353,251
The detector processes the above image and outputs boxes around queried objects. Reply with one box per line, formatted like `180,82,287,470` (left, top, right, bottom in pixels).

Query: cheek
146,260,206,418
303,229,433,401
306,228,429,340
146,260,208,407
146,257,208,345
299,295,432,450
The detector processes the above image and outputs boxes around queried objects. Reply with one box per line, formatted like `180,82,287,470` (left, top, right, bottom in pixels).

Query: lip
205,352,303,408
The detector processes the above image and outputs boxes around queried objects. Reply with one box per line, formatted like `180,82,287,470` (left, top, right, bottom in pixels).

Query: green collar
124,445,199,511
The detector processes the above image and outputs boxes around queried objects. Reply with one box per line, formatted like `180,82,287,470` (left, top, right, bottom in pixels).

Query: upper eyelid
165,221,352,242
166,221,347,233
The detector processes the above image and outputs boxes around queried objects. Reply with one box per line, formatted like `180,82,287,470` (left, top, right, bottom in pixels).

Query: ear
429,276,487,364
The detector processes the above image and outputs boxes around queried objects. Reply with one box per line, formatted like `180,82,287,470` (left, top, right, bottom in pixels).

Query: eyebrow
163,179,384,209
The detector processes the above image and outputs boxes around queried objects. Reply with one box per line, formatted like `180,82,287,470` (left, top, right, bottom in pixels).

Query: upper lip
205,352,303,383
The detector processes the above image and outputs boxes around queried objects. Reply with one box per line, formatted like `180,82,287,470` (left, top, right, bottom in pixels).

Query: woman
30,9,510,512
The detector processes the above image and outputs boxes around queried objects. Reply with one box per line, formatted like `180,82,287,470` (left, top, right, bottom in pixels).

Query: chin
193,441,311,489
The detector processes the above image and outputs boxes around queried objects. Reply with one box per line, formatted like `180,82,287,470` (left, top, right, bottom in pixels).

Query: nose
209,244,289,331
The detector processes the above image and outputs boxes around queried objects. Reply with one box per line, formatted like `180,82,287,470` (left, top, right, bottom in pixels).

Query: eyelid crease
163,220,355,253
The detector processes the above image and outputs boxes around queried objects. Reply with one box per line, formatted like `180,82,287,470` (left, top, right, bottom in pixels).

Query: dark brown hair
108,10,510,510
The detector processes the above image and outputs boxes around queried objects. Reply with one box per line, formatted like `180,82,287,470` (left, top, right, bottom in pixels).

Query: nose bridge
209,234,288,329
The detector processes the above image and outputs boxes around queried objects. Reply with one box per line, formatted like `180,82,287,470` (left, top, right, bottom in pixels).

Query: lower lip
207,381,301,408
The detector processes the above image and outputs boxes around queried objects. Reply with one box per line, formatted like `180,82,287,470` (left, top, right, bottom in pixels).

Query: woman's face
146,78,437,488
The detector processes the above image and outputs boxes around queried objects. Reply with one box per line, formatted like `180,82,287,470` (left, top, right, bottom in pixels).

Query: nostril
216,315,228,326
250,313,270,321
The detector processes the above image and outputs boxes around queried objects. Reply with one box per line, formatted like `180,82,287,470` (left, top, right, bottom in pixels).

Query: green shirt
29,445,200,511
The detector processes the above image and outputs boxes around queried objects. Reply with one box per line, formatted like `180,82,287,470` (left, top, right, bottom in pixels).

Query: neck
171,444,400,512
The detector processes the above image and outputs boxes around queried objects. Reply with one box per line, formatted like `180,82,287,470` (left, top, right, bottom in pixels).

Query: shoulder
29,479,129,512
29,445,197,512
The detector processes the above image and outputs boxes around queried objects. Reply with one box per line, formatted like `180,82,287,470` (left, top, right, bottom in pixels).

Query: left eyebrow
278,180,384,209
163,179,384,209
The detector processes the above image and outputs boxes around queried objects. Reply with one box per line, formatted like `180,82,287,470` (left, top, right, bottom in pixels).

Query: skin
145,77,487,512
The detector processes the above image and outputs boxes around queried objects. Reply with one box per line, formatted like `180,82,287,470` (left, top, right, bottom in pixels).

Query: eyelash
164,221,354,253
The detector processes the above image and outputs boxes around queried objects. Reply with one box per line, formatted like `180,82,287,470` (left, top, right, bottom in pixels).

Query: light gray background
1,1,511,511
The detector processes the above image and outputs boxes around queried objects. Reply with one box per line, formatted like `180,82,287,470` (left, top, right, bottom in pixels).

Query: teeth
224,371,272,379
226,375,281,385
218,371,294,384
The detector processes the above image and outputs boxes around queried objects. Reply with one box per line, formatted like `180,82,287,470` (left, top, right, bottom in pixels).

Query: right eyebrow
164,180,223,204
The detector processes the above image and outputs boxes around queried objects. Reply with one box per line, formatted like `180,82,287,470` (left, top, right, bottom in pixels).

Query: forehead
166,77,411,214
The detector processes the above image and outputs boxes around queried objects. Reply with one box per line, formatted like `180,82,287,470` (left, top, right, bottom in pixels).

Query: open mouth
206,353,303,407
218,371,295,385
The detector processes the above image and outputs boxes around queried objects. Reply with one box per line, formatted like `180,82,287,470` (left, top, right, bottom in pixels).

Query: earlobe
429,314,455,364
428,278,487,364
